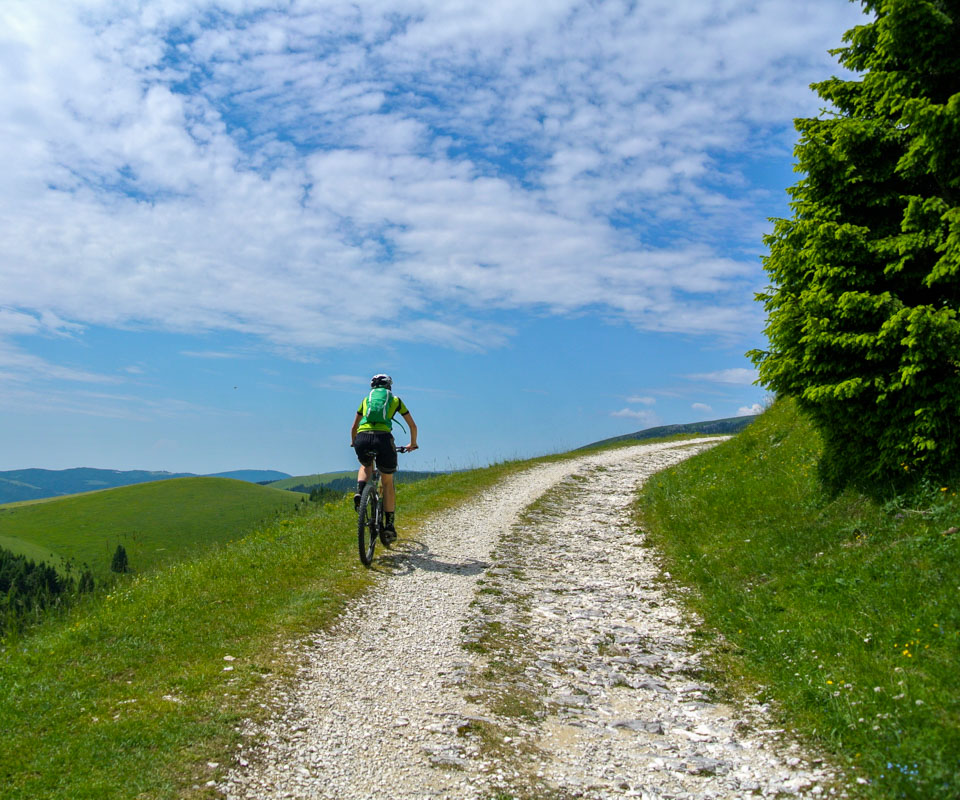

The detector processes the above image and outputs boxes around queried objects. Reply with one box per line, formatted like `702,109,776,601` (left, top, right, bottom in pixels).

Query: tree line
0,547,95,636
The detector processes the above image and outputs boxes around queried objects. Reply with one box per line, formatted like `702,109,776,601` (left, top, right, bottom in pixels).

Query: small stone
612,719,664,735
685,757,724,776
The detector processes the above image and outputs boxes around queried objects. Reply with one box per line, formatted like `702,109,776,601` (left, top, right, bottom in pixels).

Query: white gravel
219,440,838,800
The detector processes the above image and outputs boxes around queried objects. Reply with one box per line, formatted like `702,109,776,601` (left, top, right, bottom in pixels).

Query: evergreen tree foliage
111,544,129,574
0,546,94,635
78,569,95,594
307,485,343,504
750,0,960,492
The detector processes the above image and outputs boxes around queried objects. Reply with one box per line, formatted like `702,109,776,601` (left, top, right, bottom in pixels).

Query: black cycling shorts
353,431,398,474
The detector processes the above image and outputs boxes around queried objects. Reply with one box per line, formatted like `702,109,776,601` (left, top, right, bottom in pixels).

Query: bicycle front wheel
358,483,379,566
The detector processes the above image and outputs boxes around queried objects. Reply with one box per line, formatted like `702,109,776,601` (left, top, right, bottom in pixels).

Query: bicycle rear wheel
357,483,378,566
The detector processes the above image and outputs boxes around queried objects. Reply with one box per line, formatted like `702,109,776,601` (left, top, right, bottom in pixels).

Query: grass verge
637,398,960,800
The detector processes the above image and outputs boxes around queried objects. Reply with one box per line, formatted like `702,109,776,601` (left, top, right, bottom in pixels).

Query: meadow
0,478,306,579
265,471,356,490
638,399,960,799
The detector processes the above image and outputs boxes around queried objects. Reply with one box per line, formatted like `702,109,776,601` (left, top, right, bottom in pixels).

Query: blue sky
0,0,865,476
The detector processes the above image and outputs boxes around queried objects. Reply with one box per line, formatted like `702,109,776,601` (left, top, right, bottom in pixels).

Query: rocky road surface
219,440,840,800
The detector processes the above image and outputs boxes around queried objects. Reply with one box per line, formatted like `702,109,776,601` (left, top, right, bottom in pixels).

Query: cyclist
350,374,418,540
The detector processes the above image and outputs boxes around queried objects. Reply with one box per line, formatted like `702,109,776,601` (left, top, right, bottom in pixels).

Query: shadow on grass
373,538,490,577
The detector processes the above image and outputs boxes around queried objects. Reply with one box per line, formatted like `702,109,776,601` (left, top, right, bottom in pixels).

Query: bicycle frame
355,446,407,566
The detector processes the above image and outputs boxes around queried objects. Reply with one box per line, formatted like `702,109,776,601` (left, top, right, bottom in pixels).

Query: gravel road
219,440,839,800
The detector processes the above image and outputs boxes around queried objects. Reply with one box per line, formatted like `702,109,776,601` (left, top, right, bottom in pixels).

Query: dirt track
220,440,835,799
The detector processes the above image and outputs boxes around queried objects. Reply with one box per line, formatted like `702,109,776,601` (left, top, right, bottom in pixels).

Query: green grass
0,478,306,579
637,398,960,799
266,471,355,490
0,533,64,568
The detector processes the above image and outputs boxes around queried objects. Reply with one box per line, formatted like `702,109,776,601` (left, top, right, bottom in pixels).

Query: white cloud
686,367,759,385
0,340,119,386
691,402,713,413
0,0,864,356
737,403,764,416
626,396,656,406
611,408,658,426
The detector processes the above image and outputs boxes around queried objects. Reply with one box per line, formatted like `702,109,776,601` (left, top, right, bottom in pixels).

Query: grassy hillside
0,467,195,504
638,399,960,799
0,534,63,568
270,469,444,492
580,413,756,449
267,471,355,490
0,468,292,504
0,478,306,579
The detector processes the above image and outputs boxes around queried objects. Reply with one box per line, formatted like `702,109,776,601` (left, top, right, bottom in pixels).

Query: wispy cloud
611,408,659,426
0,341,119,386
626,395,656,406
692,402,713,413
0,1,862,356
686,367,758,385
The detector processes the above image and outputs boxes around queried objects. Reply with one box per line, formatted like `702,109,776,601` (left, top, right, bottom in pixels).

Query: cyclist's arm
350,412,362,446
402,411,418,450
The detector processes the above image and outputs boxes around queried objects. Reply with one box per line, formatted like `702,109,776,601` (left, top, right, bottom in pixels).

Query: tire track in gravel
219,439,836,800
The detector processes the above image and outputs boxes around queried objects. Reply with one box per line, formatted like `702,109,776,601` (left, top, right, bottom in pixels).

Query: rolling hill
269,470,445,493
579,414,757,450
267,471,356,490
0,467,291,504
0,477,306,578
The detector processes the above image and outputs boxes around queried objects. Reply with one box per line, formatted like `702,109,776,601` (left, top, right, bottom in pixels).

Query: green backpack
364,388,407,432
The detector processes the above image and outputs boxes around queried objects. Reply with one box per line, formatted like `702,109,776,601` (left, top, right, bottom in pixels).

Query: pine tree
750,0,960,493
78,570,95,594
111,544,129,574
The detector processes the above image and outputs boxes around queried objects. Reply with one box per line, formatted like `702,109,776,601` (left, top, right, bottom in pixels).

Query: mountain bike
357,446,408,566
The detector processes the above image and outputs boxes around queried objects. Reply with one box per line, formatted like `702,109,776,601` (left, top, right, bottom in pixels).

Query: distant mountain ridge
580,415,757,450
0,468,291,505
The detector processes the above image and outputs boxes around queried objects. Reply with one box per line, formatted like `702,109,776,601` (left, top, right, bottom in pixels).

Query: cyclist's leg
381,472,396,512
353,433,376,509
375,433,398,512
357,463,373,484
